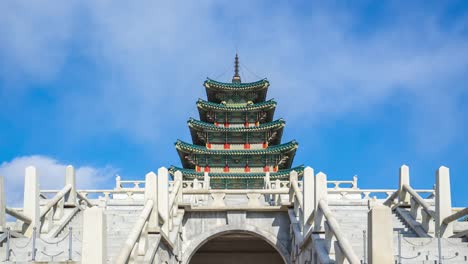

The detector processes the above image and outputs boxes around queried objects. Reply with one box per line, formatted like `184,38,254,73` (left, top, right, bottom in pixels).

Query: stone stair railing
1,166,90,237
114,199,154,263
402,183,436,235
288,168,362,264
383,165,468,240
0,165,92,262
315,199,361,264
284,164,467,264
444,208,468,238
111,168,183,264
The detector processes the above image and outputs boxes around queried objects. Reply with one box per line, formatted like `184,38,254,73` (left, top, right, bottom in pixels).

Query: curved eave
188,119,285,146
188,118,285,132
175,140,298,155
197,99,276,112
204,78,269,91
169,165,305,180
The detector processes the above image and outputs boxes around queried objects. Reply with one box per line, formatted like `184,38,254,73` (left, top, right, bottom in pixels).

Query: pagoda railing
208,143,265,150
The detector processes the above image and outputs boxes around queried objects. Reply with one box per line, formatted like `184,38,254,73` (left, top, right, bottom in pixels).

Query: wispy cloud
0,155,116,206
0,1,466,154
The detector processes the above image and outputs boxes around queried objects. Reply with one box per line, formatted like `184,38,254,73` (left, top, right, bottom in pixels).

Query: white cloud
0,155,116,207
0,1,466,153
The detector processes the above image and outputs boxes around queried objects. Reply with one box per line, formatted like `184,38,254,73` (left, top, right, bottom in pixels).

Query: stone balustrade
115,176,145,190
1,164,466,263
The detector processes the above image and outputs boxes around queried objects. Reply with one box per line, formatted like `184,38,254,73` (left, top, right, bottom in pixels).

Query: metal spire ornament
232,53,241,83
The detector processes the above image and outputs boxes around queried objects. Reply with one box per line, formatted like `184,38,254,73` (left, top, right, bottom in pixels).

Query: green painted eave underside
175,140,298,155
204,78,269,90
188,118,285,132
197,99,276,112
169,165,304,179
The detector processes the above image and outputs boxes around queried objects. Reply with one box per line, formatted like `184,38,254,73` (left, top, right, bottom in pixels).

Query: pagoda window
214,112,218,126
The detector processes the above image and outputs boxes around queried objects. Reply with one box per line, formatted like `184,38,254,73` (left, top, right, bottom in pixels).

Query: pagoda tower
170,55,303,188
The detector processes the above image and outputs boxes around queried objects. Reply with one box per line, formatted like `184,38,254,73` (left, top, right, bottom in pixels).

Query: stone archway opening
189,233,285,264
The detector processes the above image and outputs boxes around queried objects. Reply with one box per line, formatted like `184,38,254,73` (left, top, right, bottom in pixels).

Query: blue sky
0,1,467,206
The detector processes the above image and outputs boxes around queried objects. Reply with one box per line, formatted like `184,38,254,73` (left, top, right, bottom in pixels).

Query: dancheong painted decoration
170,54,303,188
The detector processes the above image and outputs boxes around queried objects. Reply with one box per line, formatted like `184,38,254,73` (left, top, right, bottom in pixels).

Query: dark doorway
189,233,284,264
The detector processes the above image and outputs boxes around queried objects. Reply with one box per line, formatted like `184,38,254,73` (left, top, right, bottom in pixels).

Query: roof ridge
204,78,269,90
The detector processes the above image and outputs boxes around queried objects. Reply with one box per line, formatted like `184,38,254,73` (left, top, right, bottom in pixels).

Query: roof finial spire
232,53,241,83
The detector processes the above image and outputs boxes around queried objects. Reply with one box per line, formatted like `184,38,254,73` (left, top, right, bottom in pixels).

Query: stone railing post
398,165,410,205
273,179,281,205
82,207,107,264
0,175,5,230
158,167,169,235
203,172,210,190
175,171,183,203
115,175,122,190
303,167,314,230
264,172,271,189
435,166,453,237
314,172,327,232
352,175,358,189
289,171,298,203
23,166,40,237
145,171,158,233
368,205,394,264
315,172,327,208
65,165,77,206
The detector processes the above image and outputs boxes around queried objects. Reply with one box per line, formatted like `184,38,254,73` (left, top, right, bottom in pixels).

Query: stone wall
181,210,291,263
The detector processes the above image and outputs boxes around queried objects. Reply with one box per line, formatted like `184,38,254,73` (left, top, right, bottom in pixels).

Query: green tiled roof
204,78,269,90
169,165,305,180
175,140,298,155
188,118,285,132
197,99,276,112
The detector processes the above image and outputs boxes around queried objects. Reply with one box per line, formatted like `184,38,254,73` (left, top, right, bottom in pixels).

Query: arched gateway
181,213,292,264
185,227,288,264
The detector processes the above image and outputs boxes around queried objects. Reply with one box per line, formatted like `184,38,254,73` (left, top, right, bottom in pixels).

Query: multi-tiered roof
170,55,303,188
